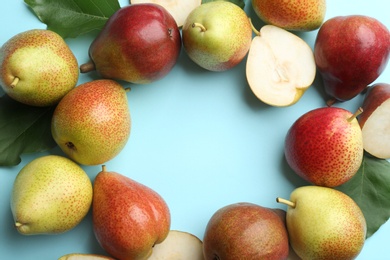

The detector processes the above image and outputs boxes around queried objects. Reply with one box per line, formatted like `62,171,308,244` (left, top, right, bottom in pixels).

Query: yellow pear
10,155,93,235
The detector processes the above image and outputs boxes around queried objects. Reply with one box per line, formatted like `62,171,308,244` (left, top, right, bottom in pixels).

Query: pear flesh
278,186,367,260
129,0,201,27
148,230,204,260
246,25,316,107
11,155,93,235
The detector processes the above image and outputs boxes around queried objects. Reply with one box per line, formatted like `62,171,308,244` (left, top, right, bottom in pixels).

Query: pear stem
10,77,19,88
276,197,296,208
125,87,131,92
192,23,207,32
80,61,96,73
249,18,260,36
347,107,363,122
15,222,23,227
326,98,337,107
101,165,107,172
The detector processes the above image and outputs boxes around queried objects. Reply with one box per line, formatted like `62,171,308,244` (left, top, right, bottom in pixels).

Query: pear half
148,230,204,260
129,0,201,27
246,25,316,107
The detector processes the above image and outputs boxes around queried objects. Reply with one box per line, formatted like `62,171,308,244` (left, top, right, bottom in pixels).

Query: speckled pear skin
51,79,131,166
93,167,171,260
0,29,79,106
252,0,326,31
286,186,366,259
285,107,363,187
10,155,93,235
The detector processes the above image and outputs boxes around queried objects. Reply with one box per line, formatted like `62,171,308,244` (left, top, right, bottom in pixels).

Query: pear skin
0,29,79,106
11,155,93,235
51,79,131,165
92,166,171,260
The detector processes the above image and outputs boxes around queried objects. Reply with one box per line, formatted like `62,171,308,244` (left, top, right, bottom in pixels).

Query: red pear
203,202,289,260
80,3,181,84
93,166,171,260
359,83,390,159
314,15,390,103
285,107,364,187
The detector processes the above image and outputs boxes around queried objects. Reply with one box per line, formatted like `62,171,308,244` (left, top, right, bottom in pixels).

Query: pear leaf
336,154,390,238
24,0,121,38
0,95,57,166
202,0,245,9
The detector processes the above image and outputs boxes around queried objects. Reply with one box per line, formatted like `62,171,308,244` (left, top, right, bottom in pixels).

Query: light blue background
1,0,389,259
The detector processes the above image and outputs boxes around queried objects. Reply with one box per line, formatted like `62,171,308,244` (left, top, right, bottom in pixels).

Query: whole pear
51,79,131,165
182,1,252,71
252,0,326,31
0,29,79,106
277,186,367,260
314,15,390,103
285,107,363,187
203,202,289,260
10,155,93,235
93,166,171,260
80,3,181,84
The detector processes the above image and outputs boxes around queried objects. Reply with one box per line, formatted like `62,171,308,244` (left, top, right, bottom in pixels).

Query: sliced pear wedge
130,0,201,27
148,230,204,260
246,25,316,107
58,253,115,260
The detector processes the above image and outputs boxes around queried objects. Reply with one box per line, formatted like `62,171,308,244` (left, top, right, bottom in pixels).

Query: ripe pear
314,15,390,104
80,4,181,84
277,186,367,260
202,202,289,260
182,1,253,71
51,79,131,165
251,0,326,31
0,29,79,107
10,155,93,235
285,107,364,187
93,166,171,260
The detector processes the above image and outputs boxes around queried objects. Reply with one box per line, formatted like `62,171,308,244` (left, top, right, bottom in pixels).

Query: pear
129,0,201,27
148,230,204,260
0,29,79,107
93,165,171,260
246,25,316,107
202,202,289,260
277,186,367,260
80,4,181,84
51,79,131,165
10,155,93,235
182,1,253,71
284,106,364,187
251,0,326,31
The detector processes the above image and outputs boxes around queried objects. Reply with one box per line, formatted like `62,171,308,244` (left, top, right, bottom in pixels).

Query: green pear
93,165,171,260
182,1,253,71
51,79,131,165
11,155,93,235
277,186,367,260
0,29,79,107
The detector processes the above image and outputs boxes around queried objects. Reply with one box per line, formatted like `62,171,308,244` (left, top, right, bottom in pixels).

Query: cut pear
360,98,390,159
246,25,316,107
58,253,114,260
130,0,202,27
148,230,204,260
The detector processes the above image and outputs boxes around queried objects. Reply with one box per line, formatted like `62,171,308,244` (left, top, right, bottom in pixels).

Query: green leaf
202,0,245,9
0,95,57,166
24,0,121,38
336,155,390,238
